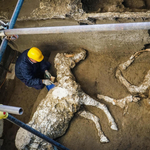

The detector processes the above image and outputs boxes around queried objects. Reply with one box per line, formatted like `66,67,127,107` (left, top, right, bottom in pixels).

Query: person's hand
45,70,51,79
42,79,52,85
45,70,55,83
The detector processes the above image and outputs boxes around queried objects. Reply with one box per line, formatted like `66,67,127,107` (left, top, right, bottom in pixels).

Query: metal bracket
0,20,8,37
0,20,19,40
0,20,8,30
0,20,8,27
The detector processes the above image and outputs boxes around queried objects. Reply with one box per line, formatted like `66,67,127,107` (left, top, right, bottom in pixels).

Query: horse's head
54,48,86,82
54,48,86,70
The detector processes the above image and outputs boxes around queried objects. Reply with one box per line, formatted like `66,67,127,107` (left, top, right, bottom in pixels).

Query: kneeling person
15,47,54,89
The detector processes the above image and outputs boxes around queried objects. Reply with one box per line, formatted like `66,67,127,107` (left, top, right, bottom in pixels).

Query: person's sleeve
20,62,43,86
40,60,51,73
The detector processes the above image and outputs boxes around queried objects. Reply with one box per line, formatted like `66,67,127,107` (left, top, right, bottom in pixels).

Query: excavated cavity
81,0,150,13
122,0,150,9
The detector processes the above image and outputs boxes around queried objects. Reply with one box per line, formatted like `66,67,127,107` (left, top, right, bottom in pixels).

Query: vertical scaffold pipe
0,37,7,62
9,0,24,29
6,114,70,150
0,0,24,62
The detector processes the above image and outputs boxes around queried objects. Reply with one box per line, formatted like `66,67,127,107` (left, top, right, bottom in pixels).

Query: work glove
42,79,52,85
45,70,52,79
45,70,55,83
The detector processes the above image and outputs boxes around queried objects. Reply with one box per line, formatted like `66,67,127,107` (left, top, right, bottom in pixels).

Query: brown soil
1,49,150,150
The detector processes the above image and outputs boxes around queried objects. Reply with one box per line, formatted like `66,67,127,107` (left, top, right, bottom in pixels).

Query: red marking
3,112,6,115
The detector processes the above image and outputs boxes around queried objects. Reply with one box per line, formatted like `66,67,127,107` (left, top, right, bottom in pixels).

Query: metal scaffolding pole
0,105,69,150
0,105,23,115
6,114,69,150
1,22,150,36
0,0,24,62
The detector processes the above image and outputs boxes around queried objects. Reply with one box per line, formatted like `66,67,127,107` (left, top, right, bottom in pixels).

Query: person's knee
34,84,45,90
26,84,44,90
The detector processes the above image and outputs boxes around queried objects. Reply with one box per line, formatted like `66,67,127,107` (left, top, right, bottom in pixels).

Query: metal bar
0,37,8,62
0,0,24,62
9,0,24,29
0,105,23,115
0,20,7,27
6,114,70,150
2,22,150,36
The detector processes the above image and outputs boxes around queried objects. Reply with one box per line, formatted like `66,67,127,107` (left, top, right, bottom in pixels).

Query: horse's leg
97,94,140,108
118,55,135,70
118,50,150,71
81,93,118,131
116,59,150,94
78,110,109,143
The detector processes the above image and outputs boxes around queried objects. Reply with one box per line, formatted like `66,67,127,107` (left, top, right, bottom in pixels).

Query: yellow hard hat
27,47,44,62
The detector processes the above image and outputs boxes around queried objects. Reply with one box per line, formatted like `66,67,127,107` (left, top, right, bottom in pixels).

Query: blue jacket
15,49,50,87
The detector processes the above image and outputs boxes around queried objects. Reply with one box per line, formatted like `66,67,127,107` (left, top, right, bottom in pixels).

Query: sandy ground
1,49,150,150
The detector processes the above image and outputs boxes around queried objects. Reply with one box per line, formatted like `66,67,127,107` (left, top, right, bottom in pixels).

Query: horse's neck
57,66,75,83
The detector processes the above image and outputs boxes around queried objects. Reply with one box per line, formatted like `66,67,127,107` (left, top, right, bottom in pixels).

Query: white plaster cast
15,48,118,150
116,50,150,94
97,49,150,114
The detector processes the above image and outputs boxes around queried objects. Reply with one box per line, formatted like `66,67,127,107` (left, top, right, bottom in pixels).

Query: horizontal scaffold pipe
0,105,23,115
1,22,150,36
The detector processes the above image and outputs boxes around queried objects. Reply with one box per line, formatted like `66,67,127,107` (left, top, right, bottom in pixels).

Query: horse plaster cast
15,49,118,150
97,49,150,113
